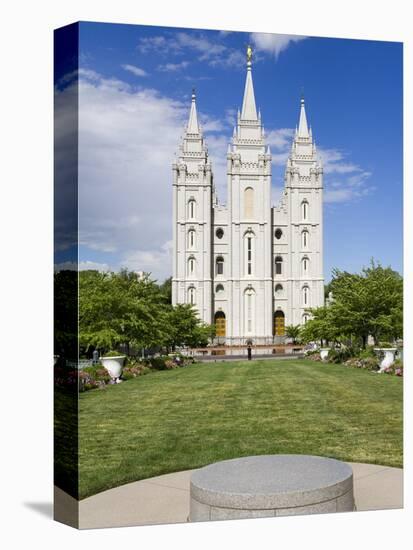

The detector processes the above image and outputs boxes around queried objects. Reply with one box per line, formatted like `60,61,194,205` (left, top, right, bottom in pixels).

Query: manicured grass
79,359,403,499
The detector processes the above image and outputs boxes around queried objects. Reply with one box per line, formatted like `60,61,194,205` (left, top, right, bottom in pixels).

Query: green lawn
78,359,403,499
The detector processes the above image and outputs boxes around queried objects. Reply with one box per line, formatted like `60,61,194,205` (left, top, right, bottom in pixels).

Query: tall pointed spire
241,46,258,120
298,96,309,138
187,88,200,134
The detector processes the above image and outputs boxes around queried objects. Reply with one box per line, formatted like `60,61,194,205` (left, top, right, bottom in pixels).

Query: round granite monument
189,455,355,521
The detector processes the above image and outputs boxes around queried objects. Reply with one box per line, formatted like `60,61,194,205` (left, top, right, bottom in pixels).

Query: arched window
215,284,224,294
302,230,309,249
275,256,283,275
188,229,196,249
301,200,309,221
275,284,283,295
188,256,195,276
244,187,254,218
216,227,224,239
244,287,255,334
188,199,196,220
275,228,283,240
302,313,309,324
216,256,224,276
302,257,309,276
303,285,310,306
188,286,196,305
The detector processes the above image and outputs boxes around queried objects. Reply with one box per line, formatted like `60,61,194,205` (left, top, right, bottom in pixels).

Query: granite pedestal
189,455,355,521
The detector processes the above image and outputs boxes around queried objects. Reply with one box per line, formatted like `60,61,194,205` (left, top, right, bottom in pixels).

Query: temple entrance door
274,311,285,336
214,311,226,338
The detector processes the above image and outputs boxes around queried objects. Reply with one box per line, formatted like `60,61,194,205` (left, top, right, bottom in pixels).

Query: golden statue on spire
247,44,252,63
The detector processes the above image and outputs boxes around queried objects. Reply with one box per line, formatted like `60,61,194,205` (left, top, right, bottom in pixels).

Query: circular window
275,228,282,240
215,284,224,293
216,228,224,239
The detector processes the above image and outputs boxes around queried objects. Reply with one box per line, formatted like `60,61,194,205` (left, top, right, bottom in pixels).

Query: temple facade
172,51,324,344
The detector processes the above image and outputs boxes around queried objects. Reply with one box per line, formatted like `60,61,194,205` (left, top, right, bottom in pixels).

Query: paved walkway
55,462,403,529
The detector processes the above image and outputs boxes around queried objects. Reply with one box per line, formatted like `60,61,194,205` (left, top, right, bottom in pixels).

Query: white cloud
73,72,189,279
266,128,294,149
138,32,244,68
224,108,237,127
138,35,171,54
158,61,190,72
318,147,360,174
265,128,294,168
263,131,375,205
199,115,225,133
317,147,375,203
53,69,230,281
121,241,172,281
250,33,307,58
122,64,148,77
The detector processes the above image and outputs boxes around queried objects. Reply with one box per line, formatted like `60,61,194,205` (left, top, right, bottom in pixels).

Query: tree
329,261,403,347
79,270,167,352
285,325,301,344
165,304,215,349
299,306,340,346
79,270,216,354
159,277,172,305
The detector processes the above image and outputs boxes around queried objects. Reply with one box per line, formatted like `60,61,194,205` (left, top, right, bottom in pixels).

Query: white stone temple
172,48,324,344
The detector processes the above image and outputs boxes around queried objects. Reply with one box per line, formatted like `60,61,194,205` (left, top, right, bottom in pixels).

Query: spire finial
192,88,196,100
246,44,252,67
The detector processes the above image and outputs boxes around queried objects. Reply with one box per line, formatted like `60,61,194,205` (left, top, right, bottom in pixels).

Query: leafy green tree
159,277,172,305
79,270,215,354
285,325,301,344
79,270,167,352
329,261,403,347
299,306,340,346
165,304,215,349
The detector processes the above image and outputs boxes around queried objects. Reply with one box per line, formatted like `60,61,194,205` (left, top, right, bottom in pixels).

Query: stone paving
54,462,403,529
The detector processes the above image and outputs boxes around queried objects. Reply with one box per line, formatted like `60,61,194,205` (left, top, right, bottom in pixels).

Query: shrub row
77,354,194,392
307,345,403,376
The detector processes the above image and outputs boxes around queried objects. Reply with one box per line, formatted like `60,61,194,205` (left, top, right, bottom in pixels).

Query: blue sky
56,22,403,281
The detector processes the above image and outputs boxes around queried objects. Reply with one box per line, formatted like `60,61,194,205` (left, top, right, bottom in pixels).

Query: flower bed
79,365,111,392
76,354,193,391
343,356,379,372
305,345,403,376
382,359,403,377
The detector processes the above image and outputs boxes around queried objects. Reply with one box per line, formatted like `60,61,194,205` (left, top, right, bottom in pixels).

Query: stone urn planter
374,348,397,373
101,355,126,382
320,348,331,361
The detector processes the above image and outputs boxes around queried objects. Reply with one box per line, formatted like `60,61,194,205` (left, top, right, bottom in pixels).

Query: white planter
374,348,397,373
101,356,126,380
320,348,331,361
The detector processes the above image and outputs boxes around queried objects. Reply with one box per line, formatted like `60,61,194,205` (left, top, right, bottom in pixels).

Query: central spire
187,88,200,134
297,96,309,138
241,45,258,120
